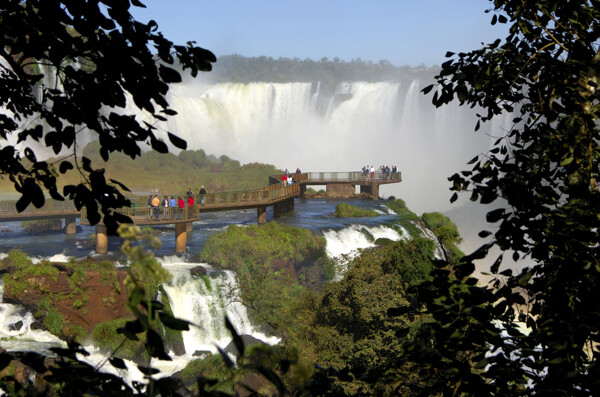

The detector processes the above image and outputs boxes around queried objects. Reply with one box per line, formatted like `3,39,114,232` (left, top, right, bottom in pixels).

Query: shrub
91,318,145,361
334,202,379,218
44,308,65,337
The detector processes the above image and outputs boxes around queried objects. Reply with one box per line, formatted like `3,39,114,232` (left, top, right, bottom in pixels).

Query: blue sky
132,1,508,67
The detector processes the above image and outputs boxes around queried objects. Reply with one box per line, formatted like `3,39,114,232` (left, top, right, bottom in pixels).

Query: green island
333,202,380,217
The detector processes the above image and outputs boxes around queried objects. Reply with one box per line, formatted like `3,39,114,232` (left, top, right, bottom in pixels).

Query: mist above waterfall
156,78,512,215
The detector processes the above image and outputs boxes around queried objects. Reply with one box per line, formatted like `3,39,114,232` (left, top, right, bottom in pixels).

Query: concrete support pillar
327,183,354,198
186,222,193,233
288,197,295,211
371,182,379,200
257,207,267,224
65,216,77,235
273,203,281,218
175,223,187,253
300,184,306,197
95,225,108,254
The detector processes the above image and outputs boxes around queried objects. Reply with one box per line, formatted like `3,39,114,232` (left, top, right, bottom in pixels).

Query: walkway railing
80,183,299,223
81,204,201,223
1,170,401,223
304,171,401,182
272,171,401,183
0,198,77,215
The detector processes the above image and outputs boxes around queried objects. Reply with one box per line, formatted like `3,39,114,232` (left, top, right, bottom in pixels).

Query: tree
406,1,600,395
0,0,215,232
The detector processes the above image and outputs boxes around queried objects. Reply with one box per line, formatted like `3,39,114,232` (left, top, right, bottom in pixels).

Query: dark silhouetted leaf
158,312,191,331
109,357,128,370
167,132,187,149
59,161,74,174
216,345,235,369
225,316,245,358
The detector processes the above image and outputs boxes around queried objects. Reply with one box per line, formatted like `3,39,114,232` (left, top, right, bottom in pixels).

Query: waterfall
323,224,406,280
414,223,446,260
152,79,511,214
160,262,278,355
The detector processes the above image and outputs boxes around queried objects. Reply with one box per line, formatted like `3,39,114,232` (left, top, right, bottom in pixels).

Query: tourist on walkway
151,195,160,219
187,194,194,207
163,196,169,219
169,196,176,219
199,186,207,205
282,173,288,186
147,195,153,209
177,196,185,219
370,165,375,181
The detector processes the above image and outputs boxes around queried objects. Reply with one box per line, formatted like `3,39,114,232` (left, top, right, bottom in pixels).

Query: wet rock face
3,268,131,334
8,320,23,332
190,266,207,277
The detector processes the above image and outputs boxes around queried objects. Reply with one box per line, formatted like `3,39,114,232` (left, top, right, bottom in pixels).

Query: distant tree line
191,54,439,89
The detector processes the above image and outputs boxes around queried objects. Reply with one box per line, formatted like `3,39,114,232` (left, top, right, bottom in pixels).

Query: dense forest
190,54,439,92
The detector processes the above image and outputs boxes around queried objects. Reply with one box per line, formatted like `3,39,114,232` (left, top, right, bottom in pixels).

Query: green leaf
517,272,532,287
128,287,145,307
560,153,573,166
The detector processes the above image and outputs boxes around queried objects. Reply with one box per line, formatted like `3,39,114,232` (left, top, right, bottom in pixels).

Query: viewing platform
0,171,401,253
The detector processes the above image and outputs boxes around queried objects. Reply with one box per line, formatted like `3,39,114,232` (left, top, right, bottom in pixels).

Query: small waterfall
161,262,278,355
0,282,65,354
323,224,406,279
414,223,446,260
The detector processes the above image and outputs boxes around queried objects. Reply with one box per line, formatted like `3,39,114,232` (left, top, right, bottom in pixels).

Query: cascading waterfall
7,60,512,215
150,78,512,214
413,224,446,260
160,261,278,355
323,224,407,279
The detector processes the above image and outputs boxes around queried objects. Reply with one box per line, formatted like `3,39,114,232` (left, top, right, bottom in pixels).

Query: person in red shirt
187,195,194,206
177,196,185,219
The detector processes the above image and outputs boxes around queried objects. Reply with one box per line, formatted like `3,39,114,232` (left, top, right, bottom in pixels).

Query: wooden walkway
0,171,401,253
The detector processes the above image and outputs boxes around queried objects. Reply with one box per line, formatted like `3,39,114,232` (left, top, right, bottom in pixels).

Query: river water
0,197,413,379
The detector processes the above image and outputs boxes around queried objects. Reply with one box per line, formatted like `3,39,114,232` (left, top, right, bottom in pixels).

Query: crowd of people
361,165,399,180
146,186,208,220
281,168,302,186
